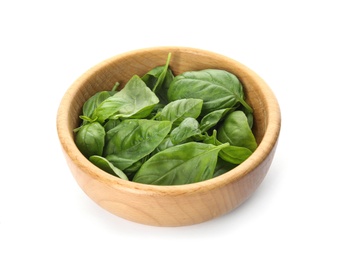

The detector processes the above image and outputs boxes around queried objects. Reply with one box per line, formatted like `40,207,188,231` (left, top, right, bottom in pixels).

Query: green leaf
152,52,171,93
151,136,174,156
218,145,253,164
204,128,252,164
199,108,232,133
245,110,254,129
123,156,150,180
103,119,121,132
170,117,201,145
104,119,172,170
92,75,159,123
202,129,219,144
82,84,119,121
133,142,228,185
142,53,173,95
168,69,252,115
75,122,105,158
217,110,257,152
158,98,203,126
142,66,164,89
89,155,128,180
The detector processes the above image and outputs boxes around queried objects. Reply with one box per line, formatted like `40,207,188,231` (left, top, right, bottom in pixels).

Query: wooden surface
56,46,281,226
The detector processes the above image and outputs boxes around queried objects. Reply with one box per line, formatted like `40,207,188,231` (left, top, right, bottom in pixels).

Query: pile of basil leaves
74,53,257,185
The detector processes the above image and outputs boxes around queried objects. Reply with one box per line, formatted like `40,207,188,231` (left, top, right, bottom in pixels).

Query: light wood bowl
56,46,281,226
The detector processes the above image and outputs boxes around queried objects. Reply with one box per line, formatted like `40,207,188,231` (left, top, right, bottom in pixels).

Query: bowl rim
56,46,281,195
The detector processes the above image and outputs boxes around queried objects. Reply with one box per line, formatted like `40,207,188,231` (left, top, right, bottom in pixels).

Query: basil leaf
152,53,171,93
73,53,257,185
151,136,174,156
75,122,105,158
104,119,172,170
143,67,175,105
158,98,203,126
245,111,254,129
168,69,252,115
170,117,201,145
89,155,129,180
141,53,173,104
217,110,257,152
204,129,253,164
202,129,219,147
133,142,229,185
218,145,253,164
83,91,111,119
199,108,232,133
123,157,149,180
93,75,159,123
103,119,120,132
142,66,164,89
81,82,119,121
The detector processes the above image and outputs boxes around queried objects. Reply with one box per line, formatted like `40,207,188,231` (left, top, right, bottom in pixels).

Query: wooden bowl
56,46,281,226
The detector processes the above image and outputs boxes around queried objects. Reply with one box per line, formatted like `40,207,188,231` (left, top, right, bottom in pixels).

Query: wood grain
57,46,281,226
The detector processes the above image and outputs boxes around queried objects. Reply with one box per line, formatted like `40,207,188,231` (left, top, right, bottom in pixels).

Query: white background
1,0,337,259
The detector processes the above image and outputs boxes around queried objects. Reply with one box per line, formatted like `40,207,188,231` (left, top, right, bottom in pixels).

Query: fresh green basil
218,145,253,164
103,119,120,132
74,53,257,185
141,53,174,104
158,98,203,126
199,108,232,133
104,119,172,170
75,122,105,158
217,110,257,152
151,136,174,156
204,131,253,164
170,117,201,145
168,69,252,115
123,156,149,180
82,83,119,121
133,142,229,185
89,155,129,180
245,110,254,129
92,75,159,123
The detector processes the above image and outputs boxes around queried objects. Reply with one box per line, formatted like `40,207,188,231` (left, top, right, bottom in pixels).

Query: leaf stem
238,98,253,113
112,82,120,91
217,142,230,150
152,52,172,93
